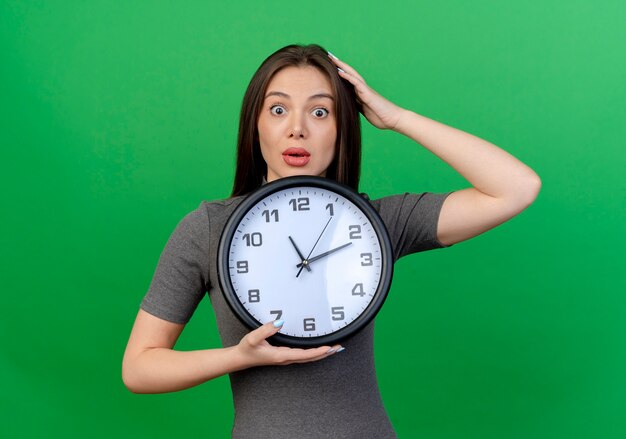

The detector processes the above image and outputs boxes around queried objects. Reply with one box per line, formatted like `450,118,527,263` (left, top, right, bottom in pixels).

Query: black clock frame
217,175,394,347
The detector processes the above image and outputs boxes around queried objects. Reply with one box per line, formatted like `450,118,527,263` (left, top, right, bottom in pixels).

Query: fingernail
336,347,346,353
273,319,284,328
327,348,336,354
328,51,338,59
337,68,345,74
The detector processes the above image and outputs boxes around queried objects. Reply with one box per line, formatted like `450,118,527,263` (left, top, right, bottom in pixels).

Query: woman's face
257,65,337,182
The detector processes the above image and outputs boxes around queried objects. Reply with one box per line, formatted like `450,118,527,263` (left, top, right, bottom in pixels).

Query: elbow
122,364,140,394
518,171,541,210
521,172,542,206
122,374,139,394
122,371,151,395
506,172,542,216
122,357,148,394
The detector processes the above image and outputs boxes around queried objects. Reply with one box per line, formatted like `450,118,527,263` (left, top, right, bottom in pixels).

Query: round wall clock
217,176,393,347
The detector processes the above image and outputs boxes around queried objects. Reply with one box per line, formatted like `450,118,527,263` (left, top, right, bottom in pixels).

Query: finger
328,52,365,82
328,53,363,80
279,345,334,364
336,68,363,87
245,320,284,346
337,69,371,102
285,344,344,363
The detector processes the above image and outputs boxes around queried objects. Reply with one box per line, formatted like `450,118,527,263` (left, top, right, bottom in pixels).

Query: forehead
265,65,334,97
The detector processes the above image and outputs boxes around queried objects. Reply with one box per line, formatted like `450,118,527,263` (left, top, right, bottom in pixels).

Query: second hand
296,216,333,278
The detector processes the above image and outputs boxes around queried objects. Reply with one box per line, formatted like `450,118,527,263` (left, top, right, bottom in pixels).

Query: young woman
123,44,541,438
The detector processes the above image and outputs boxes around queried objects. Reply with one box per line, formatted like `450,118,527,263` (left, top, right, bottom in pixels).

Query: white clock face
227,186,384,339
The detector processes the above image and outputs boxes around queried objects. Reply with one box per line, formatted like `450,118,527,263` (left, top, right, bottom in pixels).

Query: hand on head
328,52,406,131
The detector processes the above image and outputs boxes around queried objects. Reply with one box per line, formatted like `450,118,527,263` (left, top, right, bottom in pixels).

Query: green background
2,0,624,437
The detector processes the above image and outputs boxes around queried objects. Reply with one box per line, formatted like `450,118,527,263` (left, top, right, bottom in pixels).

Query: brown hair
231,44,362,196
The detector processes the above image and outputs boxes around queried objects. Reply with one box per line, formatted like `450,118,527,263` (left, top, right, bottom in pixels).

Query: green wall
2,1,624,437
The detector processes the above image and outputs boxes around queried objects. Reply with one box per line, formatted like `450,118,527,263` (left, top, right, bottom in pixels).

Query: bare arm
330,54,541,246
122,310,342,394
393,110,541,246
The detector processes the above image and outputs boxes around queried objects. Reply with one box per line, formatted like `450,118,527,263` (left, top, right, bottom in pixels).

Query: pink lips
282,147,311,167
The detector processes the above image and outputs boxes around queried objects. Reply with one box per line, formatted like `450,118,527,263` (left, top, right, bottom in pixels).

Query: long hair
231,44,362,197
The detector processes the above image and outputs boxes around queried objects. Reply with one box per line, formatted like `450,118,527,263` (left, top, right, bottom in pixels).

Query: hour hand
288,236,311,272
296,242,353,268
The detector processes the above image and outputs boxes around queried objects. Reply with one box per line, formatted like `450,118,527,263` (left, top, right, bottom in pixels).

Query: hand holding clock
235,320,344,367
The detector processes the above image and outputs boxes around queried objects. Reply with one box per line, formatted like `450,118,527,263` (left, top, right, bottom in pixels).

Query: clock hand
288,236,311,272
296,242,353,268
296,216,333,278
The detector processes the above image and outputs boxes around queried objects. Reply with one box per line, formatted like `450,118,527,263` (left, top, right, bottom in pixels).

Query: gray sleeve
371,192,453,261
140,203,211,324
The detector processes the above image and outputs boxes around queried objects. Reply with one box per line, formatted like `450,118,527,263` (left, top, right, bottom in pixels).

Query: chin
267,164,328,182
292,170,327,179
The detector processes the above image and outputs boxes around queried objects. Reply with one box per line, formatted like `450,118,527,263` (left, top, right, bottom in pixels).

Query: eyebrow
264,91,335,101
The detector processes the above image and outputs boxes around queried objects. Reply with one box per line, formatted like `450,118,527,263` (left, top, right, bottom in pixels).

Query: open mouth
282,148,311,167
283,147,311,158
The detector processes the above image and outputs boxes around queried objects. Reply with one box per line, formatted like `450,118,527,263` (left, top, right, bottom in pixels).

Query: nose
288,111,306,139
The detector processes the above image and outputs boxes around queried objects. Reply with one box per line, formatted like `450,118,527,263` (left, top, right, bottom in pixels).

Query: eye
312,108,329,118
270,105,286,116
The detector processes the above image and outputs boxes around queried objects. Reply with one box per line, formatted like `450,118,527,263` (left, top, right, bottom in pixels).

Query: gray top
141,191,452,438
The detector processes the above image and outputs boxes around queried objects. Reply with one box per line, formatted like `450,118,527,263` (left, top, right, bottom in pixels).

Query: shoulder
196,196,247,230
167,196,249,248
159,197,247,254
200,195,246,213
367,192,454,259
368,192,452,218
178,196,247,229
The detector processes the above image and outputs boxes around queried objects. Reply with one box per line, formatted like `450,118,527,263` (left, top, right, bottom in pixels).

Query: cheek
316,118,336,139
257,113,273,137
324,125,338,150
256,118,266,143
258,117,283,146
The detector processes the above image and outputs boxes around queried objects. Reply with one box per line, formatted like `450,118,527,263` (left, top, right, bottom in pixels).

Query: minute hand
296,242,353,268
